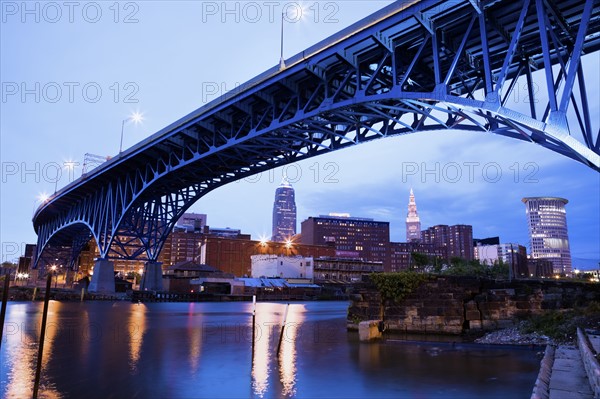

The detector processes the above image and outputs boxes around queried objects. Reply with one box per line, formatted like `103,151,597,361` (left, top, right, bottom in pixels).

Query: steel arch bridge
33,0,600,289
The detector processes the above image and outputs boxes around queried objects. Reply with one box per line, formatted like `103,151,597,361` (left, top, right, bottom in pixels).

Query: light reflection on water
128,303,147,374
278,304,304,397
0,301,540,398
187,303,202,374
3,302,61,399
251,303,276,397
250,303,305,398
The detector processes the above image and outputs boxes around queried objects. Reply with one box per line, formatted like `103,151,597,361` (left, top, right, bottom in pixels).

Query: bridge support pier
140,261,163,291
88,258,115,294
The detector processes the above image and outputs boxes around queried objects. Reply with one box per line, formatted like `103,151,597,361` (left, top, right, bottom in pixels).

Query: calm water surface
0,301,540,398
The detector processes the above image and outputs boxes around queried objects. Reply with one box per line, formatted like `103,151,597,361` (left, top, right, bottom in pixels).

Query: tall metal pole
279,11,285,70
0,275,11,351
33,273,52,399
277,303,289,355
251,295,256,360
119,119,126,154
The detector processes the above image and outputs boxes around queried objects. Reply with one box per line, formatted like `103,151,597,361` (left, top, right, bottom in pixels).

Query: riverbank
475,325,554,346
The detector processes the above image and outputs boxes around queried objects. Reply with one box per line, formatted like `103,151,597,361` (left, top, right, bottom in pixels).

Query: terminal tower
406,188,421,242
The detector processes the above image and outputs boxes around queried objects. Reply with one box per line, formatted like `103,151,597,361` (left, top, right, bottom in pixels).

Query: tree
411,252,429,272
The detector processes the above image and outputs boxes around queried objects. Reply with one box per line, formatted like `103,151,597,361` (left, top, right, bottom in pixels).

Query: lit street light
50,265,59,288
53,160,78,194
32,193,50,216
119,112,144,154
16,273,29,286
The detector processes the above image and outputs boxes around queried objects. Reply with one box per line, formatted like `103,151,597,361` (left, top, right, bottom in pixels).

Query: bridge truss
33,0,600,272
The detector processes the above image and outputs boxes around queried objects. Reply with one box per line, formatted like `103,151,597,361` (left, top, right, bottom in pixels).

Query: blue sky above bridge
1,1,598,268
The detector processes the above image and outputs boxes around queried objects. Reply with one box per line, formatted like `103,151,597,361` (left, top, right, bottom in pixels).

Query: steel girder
33,0,600,267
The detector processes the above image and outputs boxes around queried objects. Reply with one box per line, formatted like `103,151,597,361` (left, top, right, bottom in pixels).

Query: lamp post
32,193,49,217
279,5,304,70
50,265,58,288
119,112,143,154
279,10,285,70
53,161,77,194
138,267,144,290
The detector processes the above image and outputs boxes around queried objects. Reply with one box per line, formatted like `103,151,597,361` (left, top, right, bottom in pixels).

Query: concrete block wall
578,328,600,398
530,345,555,399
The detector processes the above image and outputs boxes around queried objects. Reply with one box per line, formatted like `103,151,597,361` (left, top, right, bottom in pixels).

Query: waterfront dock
531,329,600,399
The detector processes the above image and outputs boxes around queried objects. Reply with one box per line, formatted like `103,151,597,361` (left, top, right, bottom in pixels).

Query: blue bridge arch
32,0,600,290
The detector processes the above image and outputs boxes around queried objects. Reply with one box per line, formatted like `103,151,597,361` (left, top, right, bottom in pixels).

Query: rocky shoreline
474,325,555,346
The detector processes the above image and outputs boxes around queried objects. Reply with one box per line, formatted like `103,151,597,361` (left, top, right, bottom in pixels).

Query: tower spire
406,188,421,242
280,175,291,187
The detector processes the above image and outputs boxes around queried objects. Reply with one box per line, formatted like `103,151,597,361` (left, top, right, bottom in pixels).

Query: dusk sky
1,1,598,268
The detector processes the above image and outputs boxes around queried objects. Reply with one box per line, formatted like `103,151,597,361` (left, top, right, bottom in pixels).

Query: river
0,300,540,398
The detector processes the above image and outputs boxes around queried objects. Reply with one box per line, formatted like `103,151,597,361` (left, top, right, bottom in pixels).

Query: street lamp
53,160,78,194
119,112,144,154
62,160,77,188
284,238,294,255
32,193,50,216
137,267,144,289
279,10,285,70
50,265,58,288
279,5,305,70
16,273,29,286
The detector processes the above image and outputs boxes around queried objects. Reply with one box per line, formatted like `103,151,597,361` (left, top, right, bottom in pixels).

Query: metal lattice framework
33,0,600,268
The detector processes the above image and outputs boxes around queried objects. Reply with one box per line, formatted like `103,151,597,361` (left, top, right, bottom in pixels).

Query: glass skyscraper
271,178,297,242
522,197,572,276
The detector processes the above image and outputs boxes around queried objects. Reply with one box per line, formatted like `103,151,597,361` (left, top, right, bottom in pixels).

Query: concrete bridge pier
88,258,115,293
140,261,163,291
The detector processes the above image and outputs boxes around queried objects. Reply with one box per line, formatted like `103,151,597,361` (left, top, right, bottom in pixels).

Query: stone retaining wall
348,276,600,335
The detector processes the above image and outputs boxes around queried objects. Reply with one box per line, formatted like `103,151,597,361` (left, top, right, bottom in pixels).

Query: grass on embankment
519,301,600,343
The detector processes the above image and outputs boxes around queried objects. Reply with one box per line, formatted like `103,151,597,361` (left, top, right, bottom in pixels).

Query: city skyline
1,1,598,268
1,2,599,398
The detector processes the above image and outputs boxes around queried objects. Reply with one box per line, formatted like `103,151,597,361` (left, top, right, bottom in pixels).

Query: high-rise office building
448,225,474,261
421,224,474,261
389,241,443,272
522,197,572,276
300,214,390,270
406,188,421,242
271,178,297,242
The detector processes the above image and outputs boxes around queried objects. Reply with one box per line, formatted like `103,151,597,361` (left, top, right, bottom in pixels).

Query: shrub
369,272,429,302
